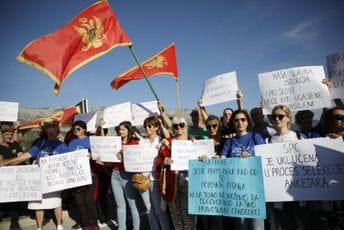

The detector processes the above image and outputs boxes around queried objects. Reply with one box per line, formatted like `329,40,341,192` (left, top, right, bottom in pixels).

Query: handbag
131,173,150,192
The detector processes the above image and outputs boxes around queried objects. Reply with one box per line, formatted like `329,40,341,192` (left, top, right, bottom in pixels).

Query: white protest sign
171,139,215,171
255,138,344,202
201,72,238,106
39,149,92,194
89,136,122,162
0,165,42,202
123,143,158,172
258,66,332,114
103,102,132,128
327,51,344,99
131,101,160,126
0,101,19,122
74,112,97,133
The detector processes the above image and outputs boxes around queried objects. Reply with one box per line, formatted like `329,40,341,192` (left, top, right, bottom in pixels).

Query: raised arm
157,100,173,130
198,97,208,121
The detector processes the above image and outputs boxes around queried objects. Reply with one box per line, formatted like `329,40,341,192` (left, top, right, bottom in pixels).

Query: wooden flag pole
128,46,159,101
176,80,181,115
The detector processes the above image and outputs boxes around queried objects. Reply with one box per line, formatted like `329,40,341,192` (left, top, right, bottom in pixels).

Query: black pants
74,184,98,227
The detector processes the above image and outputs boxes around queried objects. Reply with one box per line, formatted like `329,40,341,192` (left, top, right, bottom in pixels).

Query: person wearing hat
4,121,67,230
0,126,25,230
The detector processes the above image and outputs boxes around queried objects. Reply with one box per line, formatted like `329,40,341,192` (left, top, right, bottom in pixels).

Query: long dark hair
231,109,253,132
118,121,139,143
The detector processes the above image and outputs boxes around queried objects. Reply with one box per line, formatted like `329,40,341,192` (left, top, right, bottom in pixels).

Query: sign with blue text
188,157,266,219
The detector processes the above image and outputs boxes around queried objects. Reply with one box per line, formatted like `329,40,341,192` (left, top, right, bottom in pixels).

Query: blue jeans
141,181,170,230
111,171,140,230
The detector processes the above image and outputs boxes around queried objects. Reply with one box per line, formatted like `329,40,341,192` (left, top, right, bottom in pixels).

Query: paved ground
0,211,115,230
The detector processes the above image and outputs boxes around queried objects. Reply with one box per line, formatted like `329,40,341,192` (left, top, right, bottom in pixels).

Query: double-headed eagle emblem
74,16,105,51
144,56,168,69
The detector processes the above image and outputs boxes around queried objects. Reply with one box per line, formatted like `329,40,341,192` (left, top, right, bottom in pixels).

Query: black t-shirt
0,141,23,159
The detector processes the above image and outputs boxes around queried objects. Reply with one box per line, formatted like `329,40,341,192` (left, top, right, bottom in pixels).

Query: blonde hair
172,116,188,135
272,105,292,128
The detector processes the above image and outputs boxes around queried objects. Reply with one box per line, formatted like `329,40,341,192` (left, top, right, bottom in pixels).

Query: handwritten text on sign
201,72,238,107
90,136,122,162
327,51,344,99
39,149,92,194
188,158,266,219
0,165,42,203
255,138,344,202
0,101,19,122
258,66,331,114
171,139,215,171
123,143,158,172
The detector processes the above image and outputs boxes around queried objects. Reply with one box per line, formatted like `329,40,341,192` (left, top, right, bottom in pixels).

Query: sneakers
57,225,64,230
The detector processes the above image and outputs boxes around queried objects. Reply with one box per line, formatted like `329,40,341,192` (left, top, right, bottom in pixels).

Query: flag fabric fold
19,106,79,130
17,0,132,95
111,43,178,90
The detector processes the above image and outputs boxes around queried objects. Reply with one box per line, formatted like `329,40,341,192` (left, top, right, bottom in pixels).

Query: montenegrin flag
19,106,79,130
111,43,178,90
17,0,132,95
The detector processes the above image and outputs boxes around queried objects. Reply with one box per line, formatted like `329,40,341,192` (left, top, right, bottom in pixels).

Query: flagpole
176,80,180,115
128,46,160,101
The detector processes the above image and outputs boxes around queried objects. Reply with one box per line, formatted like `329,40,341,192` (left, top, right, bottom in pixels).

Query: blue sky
1,0,343,116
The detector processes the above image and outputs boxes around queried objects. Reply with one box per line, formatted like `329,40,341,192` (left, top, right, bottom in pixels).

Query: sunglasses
271,114,286,121
334,114,344,121
206,124,218,129
73,127,82,132
172,122,185,129
144,124,153,129
234,118,247,123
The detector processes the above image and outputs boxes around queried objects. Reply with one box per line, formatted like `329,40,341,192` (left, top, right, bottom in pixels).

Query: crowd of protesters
0,94,343,230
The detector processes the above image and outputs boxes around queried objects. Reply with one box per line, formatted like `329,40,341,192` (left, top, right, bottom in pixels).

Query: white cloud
284,19,320,42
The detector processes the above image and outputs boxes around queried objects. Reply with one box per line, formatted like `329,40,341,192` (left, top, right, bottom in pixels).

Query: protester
68,120,99,230
156,115,196,230
321,105,344,229
3,121,67,230
136,116,171,230
109,121,141,230
323,105,344,139
267,105,306,230
197,115,225,230
250,107,275,139
0,126,25,230
294,110,321,139
220,110,265,229
93,123,114,227
188,108,208,140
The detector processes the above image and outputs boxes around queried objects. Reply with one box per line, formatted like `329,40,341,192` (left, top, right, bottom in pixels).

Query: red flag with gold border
19,107,79,130
17,0,132,95
111,43,178,90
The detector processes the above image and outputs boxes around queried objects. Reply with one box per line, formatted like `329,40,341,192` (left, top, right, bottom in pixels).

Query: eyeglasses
271,114,286,121
234,118,247,123
172,122,185,129
334,114,344,121
206,124,218,129
73,127,82,132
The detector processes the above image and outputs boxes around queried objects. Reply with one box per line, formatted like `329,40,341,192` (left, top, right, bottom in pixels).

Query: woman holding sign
268,105,305,230
137,116,171,230
156,115,196,230
110,121,141,230
68,120,99,230
220,109,265,230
